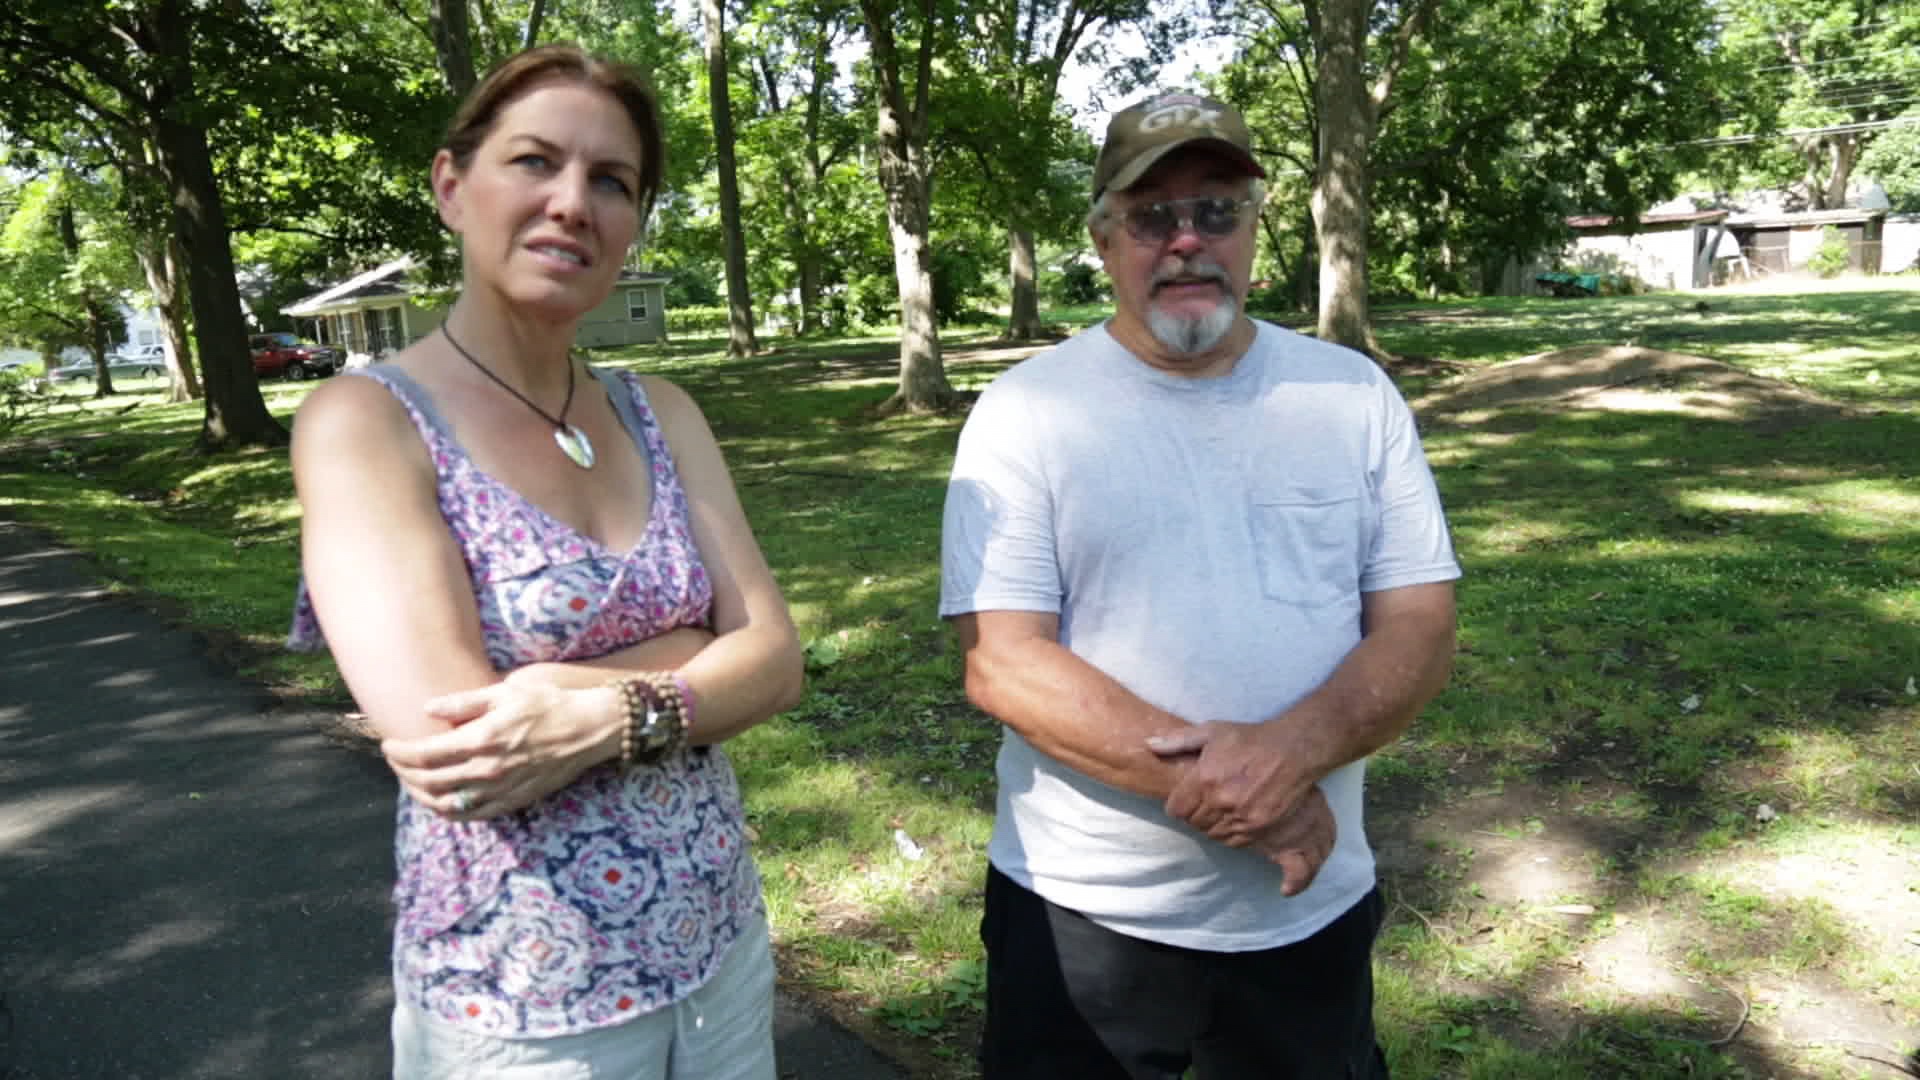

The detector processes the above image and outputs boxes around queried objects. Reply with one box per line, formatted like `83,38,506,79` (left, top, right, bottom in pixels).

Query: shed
284,259,671,365
1562,209,1731,291
1726,208,1888,275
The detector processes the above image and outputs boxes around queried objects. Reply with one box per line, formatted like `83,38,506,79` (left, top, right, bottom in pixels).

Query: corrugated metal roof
1728,208,1888,229
1567,209,1729,230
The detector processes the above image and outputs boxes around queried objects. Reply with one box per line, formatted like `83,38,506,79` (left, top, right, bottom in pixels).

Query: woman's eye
512,153,552,171
595,174,633,197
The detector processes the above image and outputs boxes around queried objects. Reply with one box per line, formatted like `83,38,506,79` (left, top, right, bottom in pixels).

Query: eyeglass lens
1125,197,1243,242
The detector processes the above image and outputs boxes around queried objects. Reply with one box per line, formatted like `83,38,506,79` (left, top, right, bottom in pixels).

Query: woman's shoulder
291,366,432,475
599,368,702,429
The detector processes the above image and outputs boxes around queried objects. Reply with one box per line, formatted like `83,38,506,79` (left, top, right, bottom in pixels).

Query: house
0,299,169,371
283,258,671,364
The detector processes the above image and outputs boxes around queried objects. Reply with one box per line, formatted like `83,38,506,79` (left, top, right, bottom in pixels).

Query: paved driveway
0,519,906,1079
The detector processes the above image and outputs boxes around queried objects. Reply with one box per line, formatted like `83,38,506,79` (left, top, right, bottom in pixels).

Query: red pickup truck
248,332,342,380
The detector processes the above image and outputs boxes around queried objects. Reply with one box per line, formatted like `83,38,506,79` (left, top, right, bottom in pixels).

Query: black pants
979,866,1389,1080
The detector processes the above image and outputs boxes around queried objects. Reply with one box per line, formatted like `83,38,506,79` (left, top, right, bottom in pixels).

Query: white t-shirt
940,320,1461,951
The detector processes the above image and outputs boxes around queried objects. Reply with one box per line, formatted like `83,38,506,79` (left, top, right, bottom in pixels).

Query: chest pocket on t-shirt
1249,486,1368,609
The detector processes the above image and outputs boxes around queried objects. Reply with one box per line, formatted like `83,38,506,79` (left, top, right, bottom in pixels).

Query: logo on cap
1137,95,1227,135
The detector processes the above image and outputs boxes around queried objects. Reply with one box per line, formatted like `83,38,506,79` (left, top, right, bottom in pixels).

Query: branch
224,218,356,243
0,23,146,113
758,53,785,112
1371,0,1437,119
524,0,550,48
14,67,143,141
7,299,86,334
377,0,432,40
857,0,903,113
909,0,936,134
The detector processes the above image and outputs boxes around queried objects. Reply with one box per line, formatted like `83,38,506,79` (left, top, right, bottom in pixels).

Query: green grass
4,282,1918,1078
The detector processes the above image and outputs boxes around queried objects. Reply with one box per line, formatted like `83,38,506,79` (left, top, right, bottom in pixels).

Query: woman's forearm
502,621,802,746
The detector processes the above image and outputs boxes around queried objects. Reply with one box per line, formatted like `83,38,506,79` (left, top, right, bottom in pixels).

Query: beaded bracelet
611,673,690,768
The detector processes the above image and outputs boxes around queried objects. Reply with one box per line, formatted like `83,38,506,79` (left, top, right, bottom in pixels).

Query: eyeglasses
1116,196,1258,244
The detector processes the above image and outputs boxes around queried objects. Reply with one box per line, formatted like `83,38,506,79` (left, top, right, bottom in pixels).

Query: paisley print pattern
288,365,761,1037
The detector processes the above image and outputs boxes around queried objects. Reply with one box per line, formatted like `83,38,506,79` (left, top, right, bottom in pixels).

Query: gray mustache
1151,261,1231,292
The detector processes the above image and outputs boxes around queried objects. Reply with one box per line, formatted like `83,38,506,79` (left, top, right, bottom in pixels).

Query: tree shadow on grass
738,390,1920,1076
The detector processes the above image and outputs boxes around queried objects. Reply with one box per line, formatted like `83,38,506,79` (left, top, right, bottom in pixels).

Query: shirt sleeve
939,378,1063,617
1360,376,1462,594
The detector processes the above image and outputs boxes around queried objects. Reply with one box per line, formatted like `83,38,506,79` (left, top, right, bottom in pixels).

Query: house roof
1567,209,1728,230
285,261,670,318
1728,207,1887,229
285,258,414,317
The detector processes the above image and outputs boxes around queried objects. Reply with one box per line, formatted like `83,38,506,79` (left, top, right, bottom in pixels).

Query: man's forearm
1153,584,1457,846
964,631,1193,801
1273,603,1457,783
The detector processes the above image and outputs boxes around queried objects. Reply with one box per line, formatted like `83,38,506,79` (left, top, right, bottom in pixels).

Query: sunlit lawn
3,281,1917,1077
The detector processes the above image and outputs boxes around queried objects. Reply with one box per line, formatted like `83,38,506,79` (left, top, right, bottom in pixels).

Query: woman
289,44,803,1078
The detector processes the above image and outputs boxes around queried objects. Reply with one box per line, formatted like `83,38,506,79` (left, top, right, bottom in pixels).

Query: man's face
1093,150,1257,363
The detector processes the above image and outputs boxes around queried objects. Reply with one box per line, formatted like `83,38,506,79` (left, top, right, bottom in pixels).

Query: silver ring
452,788,474,814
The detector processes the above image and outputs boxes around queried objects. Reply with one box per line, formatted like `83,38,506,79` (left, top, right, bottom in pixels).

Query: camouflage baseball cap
1092,92,1266,199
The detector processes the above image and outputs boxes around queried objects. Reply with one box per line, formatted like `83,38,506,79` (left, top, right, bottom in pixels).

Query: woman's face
434,79,646,324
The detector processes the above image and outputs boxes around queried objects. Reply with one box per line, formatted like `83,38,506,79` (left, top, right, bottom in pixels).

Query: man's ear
431,150,463,232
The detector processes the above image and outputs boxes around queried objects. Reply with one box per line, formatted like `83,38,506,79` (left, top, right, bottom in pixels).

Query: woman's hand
381,680,622,821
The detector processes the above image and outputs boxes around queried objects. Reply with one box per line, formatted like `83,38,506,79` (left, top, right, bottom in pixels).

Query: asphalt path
0,517,908,1079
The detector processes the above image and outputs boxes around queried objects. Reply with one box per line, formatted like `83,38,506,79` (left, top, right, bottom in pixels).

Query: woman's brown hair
442,43,666,222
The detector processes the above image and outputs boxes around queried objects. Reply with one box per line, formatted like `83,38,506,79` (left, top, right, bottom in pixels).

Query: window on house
628,292,648,322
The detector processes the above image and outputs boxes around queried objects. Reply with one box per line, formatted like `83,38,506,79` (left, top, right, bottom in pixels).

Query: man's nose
1164,215,1207,255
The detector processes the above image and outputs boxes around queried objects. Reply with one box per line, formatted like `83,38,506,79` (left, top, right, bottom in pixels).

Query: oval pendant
554,424,596,469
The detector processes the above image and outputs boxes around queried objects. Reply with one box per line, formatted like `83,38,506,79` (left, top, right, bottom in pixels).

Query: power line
1747,45,1920,76
1808,93,1920,111
1710,16,1917,41
1686,115,1920,146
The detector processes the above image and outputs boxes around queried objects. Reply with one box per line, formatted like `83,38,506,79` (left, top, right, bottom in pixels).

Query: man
938,91,1461,1079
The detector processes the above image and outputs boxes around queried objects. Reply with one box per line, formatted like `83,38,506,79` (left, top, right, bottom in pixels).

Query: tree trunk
1295,206,1318,311
859,0,954,412
876,105,952,411
144,10,284,449
136,233,201,402
523,0,549,49
703,0,760,356
1311,0,1378,356
1822,135,1859,211
775,166,821,335
56,202,117,398
429,0,477,99
1005,226,1043,340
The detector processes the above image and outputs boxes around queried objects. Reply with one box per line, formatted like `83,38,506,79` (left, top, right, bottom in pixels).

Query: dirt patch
1411,344,1859,432
1373,767,1920,1078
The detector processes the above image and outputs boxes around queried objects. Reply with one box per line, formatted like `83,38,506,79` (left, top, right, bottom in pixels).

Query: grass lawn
3,279,1918,1077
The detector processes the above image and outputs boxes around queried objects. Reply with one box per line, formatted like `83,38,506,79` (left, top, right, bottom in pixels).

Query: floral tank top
287,365,761,1038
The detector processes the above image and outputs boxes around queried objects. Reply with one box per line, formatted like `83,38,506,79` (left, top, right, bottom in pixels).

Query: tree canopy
0,0,1911,420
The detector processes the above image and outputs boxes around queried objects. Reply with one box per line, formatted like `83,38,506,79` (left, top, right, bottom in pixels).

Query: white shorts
391,913,777,1079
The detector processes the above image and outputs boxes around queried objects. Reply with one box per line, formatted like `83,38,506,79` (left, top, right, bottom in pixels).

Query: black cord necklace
441,323,595,469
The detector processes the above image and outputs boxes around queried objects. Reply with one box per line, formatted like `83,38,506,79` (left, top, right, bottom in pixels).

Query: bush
1044,261,1107,306
1808,226,1851,278
0,367,50,436
666,305,732,336
846,272,900,328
